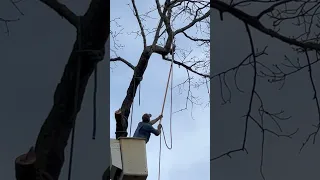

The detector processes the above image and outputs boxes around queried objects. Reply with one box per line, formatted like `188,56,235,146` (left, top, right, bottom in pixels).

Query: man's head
142,113,152,123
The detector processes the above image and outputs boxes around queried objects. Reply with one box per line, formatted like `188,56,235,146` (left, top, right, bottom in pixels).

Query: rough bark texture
14,0,109,180
15,148,37,180
113,1,177,139
115,45,172,139
115,48,153,138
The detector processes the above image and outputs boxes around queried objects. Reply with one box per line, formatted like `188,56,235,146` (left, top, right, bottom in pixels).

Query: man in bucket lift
133,113,163,143
115,109,163,143
104,110,163,180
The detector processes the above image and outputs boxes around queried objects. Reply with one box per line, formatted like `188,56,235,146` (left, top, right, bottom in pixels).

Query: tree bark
14,0,109,179
115,47,153,138
115,44,172,139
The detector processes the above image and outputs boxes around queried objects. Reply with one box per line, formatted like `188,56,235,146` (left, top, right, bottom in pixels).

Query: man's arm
145,124,161,136
149,114,163,125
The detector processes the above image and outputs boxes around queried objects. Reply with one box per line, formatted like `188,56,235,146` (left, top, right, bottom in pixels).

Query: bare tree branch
0,17,19,34
40,0,78,27
162,56,209,78
155,0,174,51
174,10,210,35
110,57,135,70
12,0,109,180
10,0,24,15
299,50,320,153
131,0,147,48
211,0,320,51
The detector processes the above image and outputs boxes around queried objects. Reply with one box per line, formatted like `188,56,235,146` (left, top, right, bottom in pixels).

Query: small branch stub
15,147,37,180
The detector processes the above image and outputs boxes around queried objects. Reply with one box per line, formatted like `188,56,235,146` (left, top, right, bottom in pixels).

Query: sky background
110,1,210,180
211,2,320,180
0,1,111,180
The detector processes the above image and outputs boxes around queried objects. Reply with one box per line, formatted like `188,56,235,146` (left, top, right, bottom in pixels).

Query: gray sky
211,2,320,180
110,1,209,180
0,1,110,180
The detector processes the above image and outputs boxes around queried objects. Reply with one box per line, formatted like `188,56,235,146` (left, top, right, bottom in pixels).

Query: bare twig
299,50,320,153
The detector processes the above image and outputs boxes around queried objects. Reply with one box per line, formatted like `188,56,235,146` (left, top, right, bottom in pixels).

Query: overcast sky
0,1,111,180
211,2,320,180
110,1,210,180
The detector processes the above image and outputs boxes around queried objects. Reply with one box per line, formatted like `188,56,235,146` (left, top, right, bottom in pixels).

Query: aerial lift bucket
109,137,148,180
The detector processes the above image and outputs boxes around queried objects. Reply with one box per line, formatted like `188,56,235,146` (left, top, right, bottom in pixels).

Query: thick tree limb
40,0,78,27
15,147,37,180
115,46,153,138
155,0,174,50
114,43,175,138
14,0,109,180
15,147,54,180
131,0,147,48
211,0,320,51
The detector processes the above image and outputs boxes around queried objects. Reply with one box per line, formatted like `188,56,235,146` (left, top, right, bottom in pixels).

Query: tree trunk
15,147,37,180
115,47,153,138
14,0,109,179
115,44,171,139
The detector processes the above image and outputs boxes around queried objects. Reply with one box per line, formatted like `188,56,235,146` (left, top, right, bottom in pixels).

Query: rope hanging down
158,37,175,180
129,76,142,137
67,16,100,180
92,63,98,139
